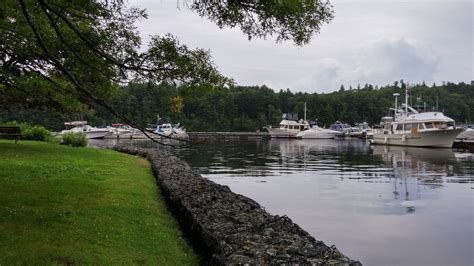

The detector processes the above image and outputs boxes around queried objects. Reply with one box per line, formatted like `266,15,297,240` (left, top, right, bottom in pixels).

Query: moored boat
60,121,111,139
456,127,474,142
329,121,351,137
266,112,309,138
107,123,140,138
371,89,464,148
155,122,189,140
296,125,339,139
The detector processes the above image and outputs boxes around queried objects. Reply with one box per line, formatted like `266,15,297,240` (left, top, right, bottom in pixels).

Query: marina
89,137,474,266
1,0,472,264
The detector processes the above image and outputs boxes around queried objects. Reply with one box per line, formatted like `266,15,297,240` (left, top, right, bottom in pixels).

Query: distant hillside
2,82,472,131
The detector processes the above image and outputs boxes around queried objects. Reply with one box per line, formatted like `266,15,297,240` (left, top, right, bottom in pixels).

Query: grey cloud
293,38,442,92
130,0,472,93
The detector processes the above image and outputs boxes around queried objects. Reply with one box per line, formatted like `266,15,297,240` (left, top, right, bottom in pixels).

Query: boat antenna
393,92,400,118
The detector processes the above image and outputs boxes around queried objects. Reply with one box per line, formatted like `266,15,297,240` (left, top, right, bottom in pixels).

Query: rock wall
114,146,361,265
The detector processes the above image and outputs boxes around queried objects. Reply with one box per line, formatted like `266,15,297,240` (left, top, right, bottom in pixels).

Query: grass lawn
0,140,199,265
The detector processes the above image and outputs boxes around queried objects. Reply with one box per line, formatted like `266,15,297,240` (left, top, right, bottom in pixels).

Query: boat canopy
279,120,306,126
405,112,454,123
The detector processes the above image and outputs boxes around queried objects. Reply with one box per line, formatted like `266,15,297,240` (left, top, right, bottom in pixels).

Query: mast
393,93,400,118
405,84,408,119
304,102,307,121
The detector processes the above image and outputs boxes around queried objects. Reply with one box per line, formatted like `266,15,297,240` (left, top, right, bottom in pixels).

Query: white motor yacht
372,89,464,148
296,125,339,139
60,121,111,139
267,113,309,138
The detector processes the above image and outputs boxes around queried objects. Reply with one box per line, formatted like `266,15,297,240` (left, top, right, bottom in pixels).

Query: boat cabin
279,120,309,131
157,123,172,132
384,112,456,134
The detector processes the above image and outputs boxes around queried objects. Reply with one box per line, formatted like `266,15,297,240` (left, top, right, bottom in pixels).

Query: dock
453,140,474,152
188,131,270,139
103,131,270,140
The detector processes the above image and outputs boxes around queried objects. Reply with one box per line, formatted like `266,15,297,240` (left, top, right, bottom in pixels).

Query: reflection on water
90,138,474,266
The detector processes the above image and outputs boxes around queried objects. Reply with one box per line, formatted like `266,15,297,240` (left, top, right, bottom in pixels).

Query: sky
130,0,473,93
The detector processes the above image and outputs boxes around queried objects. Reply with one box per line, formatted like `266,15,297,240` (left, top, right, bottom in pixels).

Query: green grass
0,140,199,265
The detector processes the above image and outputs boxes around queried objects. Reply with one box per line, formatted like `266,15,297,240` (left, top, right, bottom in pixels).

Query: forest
1,81,472,132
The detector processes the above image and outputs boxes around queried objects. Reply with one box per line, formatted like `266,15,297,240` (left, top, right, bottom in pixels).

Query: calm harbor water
91,138,474,266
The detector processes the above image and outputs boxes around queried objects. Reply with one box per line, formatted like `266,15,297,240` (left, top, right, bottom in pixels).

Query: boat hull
296,130,337,139
60,129,111,139
372,128,464,148
267,128,300,138
84,130,111,139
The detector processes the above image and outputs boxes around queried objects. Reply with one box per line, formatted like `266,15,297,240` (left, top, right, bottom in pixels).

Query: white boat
347,122,373,138
329,121,351,137
60,121,111,139
155,123,189,140
372,89,464,148
107,123,140,138
456,127,474,142
296,125,339,139
267,113,309,138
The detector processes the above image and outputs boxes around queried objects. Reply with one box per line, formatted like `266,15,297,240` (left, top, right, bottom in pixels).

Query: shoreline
114,145,361,265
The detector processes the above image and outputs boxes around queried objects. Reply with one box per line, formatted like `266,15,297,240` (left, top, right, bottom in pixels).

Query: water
91,138,474,266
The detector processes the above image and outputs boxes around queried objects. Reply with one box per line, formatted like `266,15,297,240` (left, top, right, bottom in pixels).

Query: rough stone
114,146,361,265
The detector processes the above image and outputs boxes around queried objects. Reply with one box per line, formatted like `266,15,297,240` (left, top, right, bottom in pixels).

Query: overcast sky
130,0,473,93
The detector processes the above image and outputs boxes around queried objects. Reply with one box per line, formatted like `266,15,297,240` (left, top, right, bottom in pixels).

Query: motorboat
155,123,189,140
296,125,339,139
266,112,309,138
329,121,351,137
107,123,140,138
456,127,474,142
60,121,111,139
371,88,464,148
348,122,373,139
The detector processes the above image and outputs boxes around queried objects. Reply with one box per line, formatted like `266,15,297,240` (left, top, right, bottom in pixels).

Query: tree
191,0,334,45
1,0,334,133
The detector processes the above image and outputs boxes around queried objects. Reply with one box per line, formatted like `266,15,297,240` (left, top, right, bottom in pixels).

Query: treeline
2,82,473,131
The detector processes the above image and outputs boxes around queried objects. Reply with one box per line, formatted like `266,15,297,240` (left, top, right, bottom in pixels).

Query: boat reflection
371,145,469,186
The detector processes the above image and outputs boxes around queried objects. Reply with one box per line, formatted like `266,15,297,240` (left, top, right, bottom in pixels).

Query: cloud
130,0,471,93
294,38,442,92
356,38,441,85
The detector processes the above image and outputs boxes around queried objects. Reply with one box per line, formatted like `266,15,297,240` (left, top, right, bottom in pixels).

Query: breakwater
114,146,360,265
188,131,269,140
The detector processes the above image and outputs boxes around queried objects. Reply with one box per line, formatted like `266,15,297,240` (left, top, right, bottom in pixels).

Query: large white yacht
372,89,464,148
267,113,309,138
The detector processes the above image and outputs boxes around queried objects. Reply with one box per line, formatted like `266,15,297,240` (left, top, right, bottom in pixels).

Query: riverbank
114,145,360,265
0,140,198,264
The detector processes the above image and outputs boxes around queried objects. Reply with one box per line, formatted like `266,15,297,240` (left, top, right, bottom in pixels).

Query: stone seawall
114,146,361,265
